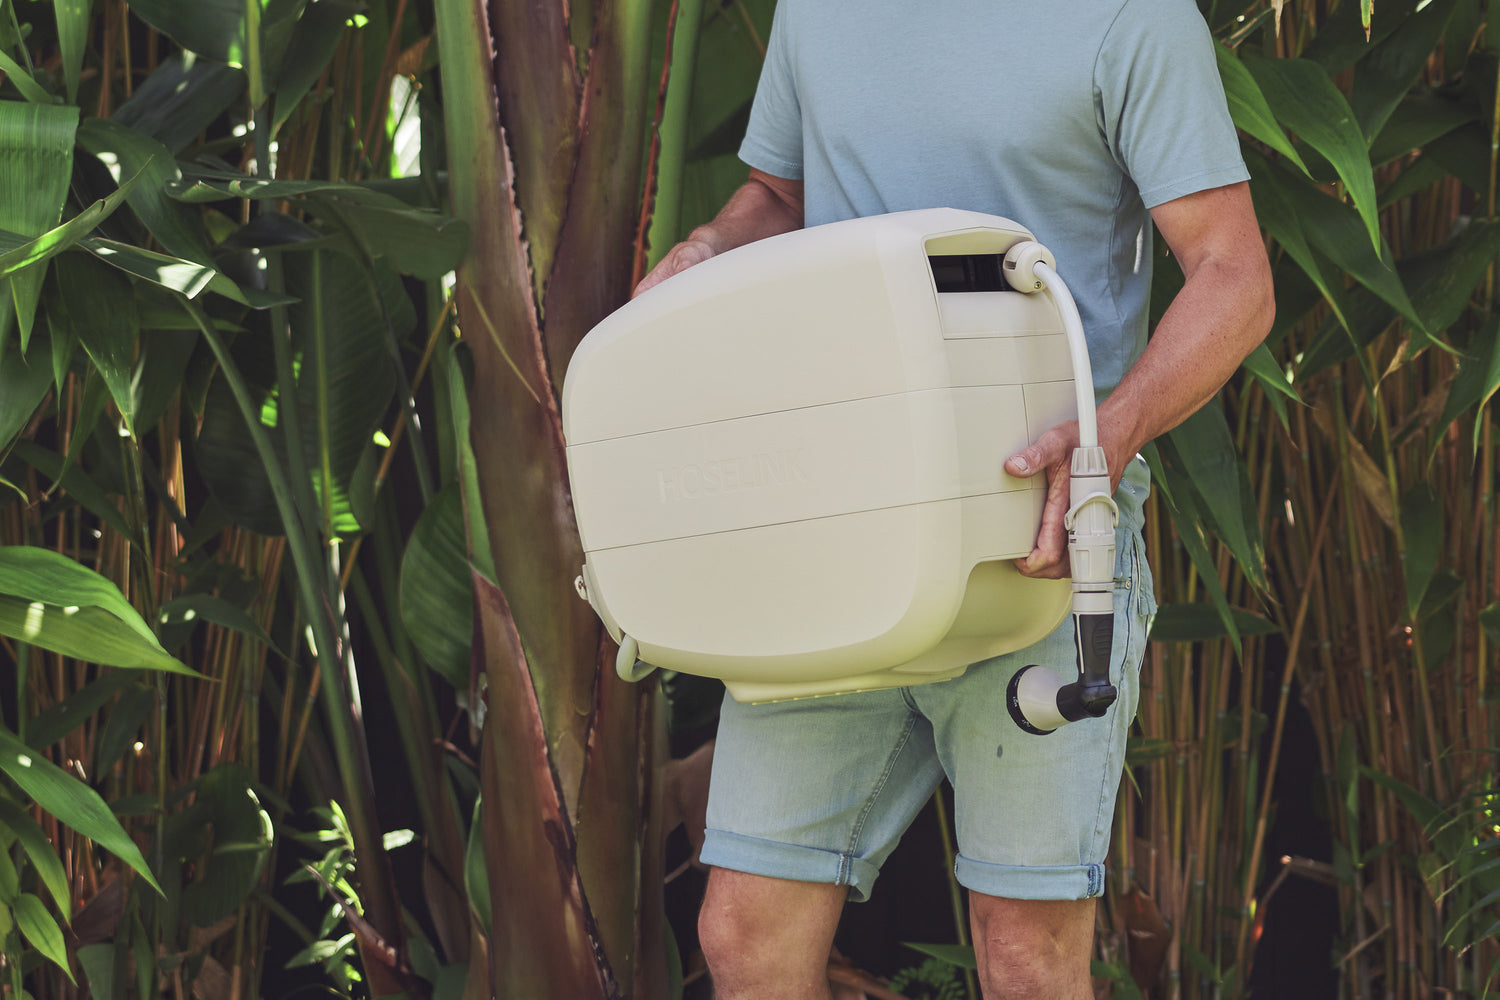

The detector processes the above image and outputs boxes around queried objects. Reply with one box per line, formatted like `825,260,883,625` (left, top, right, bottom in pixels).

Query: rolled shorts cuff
700,829,882,903
954,855,1107,900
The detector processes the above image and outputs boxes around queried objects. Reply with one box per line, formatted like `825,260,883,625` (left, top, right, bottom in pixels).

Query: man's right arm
633,169,804,298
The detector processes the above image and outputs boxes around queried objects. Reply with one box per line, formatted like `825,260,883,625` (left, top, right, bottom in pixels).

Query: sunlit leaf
158,594,282,656
77,117,215,265
0,167,146,278
0,725,163,895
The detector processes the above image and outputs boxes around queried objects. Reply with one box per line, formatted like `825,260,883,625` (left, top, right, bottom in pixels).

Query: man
635,2,1274,996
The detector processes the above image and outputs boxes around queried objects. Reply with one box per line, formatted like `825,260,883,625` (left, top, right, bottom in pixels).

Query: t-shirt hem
738,140,804,181
1138,162,1250,210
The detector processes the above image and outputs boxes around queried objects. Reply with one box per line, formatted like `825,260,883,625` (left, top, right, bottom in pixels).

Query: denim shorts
701,470,1156,903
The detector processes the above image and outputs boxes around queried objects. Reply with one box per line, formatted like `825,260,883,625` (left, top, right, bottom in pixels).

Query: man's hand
1004,181,1274,580
630,168,804,299
633,237,718,298
1004,421,1134,580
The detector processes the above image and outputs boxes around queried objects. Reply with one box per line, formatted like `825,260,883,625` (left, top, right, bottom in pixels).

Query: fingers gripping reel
1001,242,1121,735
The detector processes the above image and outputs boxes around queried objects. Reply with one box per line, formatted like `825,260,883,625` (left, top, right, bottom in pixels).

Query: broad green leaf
0,100,79,351
77,943,118,1000
0,797,72,916
52,252,141,436
22,670,137,752
1400,485,1443,619
94,684,157,779
54,0,94,103
310,198,471,280
124,0,304,104
0,849,15,901
400,482,474,688
1242,55,1381,252
1422,325,1494,458
171,172,414,208
0,546,156,644
0,725,163,894
1240,342,1299,429
158,594,282,656
1142,441,1244,651
0,597,196,673
1245,152,1352,332
1368,95,1476,168
1213,44,1309,176
1249,152,1424,337
76,117,214,265
0,47,53,104
14,892,74,981
112,53,246,154
83,238,261,305
0,166,146,278
272,1,361,131
0,336,54,451
1350,0,1460,141
173,764,272,928
1163,403,1266,591
9,441,134,538
1148,604,1280,642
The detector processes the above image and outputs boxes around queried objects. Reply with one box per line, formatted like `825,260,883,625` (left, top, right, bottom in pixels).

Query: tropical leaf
51,252,141,436
1214,43,1309,176
400,482,473,688
76,117,215,265
111,53,247,153
0,166,147,279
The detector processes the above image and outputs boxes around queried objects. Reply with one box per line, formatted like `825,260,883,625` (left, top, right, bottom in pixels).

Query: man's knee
697,868,846,992
970,895,1095,1000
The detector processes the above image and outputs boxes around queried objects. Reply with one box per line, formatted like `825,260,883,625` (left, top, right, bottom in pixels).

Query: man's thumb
1005,448,1040,478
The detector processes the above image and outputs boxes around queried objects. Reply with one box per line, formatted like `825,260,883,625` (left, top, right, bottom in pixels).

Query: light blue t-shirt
739,0,1250,396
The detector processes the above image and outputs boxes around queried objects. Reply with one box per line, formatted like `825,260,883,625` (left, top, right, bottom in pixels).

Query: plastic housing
562,208,1077,702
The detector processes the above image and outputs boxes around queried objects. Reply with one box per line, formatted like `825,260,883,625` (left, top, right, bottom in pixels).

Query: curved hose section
1034,261,1097,450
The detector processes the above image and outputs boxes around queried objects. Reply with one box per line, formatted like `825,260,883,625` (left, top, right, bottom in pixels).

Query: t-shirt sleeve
1095,0,1249,209
737,2,804,180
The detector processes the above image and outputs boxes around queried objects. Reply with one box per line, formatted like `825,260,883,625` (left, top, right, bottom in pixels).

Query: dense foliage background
0,0,1496,998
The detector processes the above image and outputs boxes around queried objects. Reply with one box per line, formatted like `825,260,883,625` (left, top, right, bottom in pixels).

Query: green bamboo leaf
14,892,74,981
9,441,134,538
400,482,473,688
1240,343,1299,428
112,53,246,154
0,797,71,918
0,336,54,451
1367,95,1475,168
22,670,137,752
309,198,471,280
0,48,53,104
52,252,141,436
1399,487,1442,620
0,546,195,675
1350,0,1459,141
1245,153,1352,332
54,0,94,104
0,725,163,895
0,848,15,901
77,943,118,1000
1163,403,1266,591
1213,44,1309,176
174,764,272,928
76,118,214,265
271,0,361,132
171,172,413,208
94,684,156,779
1148,604,1280,642
123,0,303,103
1242,55,1381,251
0,166,146,278
0,100,79,351
1248,152,1425,337
158,594,282,656
0,597,197,673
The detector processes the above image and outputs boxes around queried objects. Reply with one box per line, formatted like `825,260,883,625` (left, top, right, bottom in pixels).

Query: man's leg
698,868,847,1000
969,894,1095,1000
